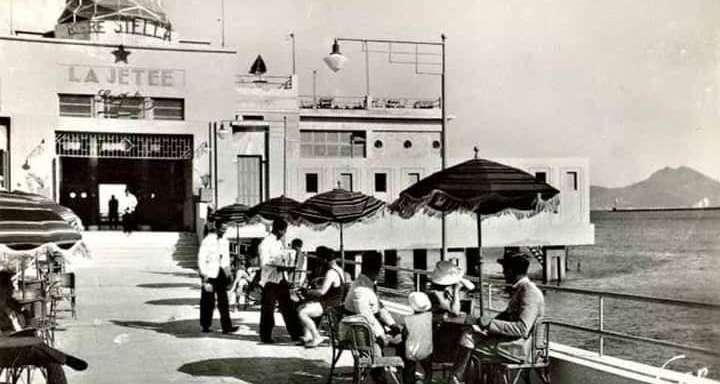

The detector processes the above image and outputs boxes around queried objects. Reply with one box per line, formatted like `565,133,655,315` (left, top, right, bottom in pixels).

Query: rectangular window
305,173,318,193
339,173,353,191
565,171,578,191
535,172,547,183
106,97,145,119
242,115,264,121
59,94,93,117
374,173,387,193
300,130,366,158
152,98,184,121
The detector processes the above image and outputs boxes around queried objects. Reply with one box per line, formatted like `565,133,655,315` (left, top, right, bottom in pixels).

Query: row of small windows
300,130,366,158
304,172,420,194
373,139,441,150
58,94,184,121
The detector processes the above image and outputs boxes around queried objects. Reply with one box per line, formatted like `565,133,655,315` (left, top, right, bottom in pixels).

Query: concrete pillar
383,250,398,289
543,246,567,283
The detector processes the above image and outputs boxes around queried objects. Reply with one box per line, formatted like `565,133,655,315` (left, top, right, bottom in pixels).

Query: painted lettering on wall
62,17,172,41
66,65,184,88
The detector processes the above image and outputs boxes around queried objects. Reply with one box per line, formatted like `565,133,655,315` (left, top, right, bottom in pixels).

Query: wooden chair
338,316,404,384
466,321,551,384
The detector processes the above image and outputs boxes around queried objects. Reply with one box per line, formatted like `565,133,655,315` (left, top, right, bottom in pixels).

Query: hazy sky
2,0,718,187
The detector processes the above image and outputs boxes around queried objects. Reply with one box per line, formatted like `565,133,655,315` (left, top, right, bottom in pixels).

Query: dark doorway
59,157,192,231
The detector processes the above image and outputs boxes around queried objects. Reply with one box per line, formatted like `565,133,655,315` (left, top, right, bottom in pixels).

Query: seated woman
426,260,475,363
0,270,87,384
296,246,348,348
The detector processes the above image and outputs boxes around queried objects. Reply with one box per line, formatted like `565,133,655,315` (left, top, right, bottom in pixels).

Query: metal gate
55,131,193,159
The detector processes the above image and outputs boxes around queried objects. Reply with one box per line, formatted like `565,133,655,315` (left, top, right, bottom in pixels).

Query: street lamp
323,35,449,259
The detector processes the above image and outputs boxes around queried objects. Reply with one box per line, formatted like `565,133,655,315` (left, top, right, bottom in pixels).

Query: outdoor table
433,314,472,363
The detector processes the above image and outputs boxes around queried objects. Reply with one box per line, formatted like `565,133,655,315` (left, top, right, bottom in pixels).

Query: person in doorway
121,188,138,234
197,221,238,334
258,219,302,343
296,246,348,348
108,195,119,230
0,270,88,384
449,249,545,384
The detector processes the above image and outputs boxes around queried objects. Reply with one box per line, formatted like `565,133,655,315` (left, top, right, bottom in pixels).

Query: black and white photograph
0,0,718,383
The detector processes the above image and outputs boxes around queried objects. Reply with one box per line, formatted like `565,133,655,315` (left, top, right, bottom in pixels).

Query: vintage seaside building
0,0,594,279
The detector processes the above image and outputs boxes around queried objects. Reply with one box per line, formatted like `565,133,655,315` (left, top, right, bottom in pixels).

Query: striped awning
295,188,385,227
0,192,82,250
10,191,84,231
213,203,251,225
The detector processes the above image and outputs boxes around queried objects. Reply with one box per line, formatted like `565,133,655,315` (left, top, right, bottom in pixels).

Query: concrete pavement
55,231,353,384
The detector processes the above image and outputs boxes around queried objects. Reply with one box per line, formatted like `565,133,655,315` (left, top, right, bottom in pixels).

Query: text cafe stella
59,16,172,41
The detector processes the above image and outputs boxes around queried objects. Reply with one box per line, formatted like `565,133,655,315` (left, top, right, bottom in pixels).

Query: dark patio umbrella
246,195,301,225
294,188,385,268
0,191,82,250
212,203,252,251
11,190,83,231
388,154,559,315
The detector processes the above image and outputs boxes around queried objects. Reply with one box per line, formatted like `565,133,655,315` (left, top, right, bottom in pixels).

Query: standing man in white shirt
198,221,238,334
258,219,302,343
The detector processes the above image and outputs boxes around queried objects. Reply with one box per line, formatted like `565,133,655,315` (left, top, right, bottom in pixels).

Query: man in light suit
450,249,545,384
198,221,238,334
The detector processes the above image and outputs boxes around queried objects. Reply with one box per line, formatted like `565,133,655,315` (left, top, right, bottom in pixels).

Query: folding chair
466,321,551,384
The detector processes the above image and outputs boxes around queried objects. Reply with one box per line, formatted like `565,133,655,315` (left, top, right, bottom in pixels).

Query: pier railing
333,257,720,362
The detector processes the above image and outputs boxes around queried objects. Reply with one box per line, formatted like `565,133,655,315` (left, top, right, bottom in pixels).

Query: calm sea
385,209,720,377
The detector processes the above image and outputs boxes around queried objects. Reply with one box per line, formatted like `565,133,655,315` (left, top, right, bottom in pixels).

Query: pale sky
2,0,719,187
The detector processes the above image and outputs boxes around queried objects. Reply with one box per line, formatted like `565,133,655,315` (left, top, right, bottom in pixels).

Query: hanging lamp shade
249,55,267,76
323,40,348,72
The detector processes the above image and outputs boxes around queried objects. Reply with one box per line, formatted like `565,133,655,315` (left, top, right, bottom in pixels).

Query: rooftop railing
299,95,440,110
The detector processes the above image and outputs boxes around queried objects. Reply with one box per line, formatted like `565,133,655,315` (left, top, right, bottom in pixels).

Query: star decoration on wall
112,45,131,64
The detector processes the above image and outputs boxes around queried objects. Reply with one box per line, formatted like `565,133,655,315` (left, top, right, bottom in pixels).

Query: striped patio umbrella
388,154,559,316
212,203,251,224
294,188,385,267
246,195,301,225
0,191,82,250
11,190,83,231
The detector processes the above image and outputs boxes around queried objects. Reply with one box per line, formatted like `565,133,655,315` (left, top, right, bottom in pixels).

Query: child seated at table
403,292,434,384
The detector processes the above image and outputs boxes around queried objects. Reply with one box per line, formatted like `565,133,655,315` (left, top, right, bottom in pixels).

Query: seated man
450,249,544,384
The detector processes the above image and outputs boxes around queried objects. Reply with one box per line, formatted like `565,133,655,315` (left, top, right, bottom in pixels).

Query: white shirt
258,234,288,286
344,274,386,337
197,233,230,279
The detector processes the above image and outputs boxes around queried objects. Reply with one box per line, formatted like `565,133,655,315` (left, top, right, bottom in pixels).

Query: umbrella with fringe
388,151,559,316
294,187,385,268
246,195,301,225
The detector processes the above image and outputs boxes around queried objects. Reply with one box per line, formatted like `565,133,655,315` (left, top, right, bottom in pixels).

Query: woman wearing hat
296,246,349,348
427,260,475,320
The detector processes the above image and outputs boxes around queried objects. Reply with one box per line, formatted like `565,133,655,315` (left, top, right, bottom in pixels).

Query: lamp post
289,32,296,75
323,35,449,259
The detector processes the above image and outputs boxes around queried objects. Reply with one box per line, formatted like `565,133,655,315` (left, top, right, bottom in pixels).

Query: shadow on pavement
109,318,264,341
136,282,201,289
178,357,349,384
146,271,199,278
144,298,199,306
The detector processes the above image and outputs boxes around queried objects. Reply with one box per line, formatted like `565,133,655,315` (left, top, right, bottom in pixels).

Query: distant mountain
590,166,720,210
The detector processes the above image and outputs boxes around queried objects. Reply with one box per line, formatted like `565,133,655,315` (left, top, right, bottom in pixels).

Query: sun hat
430,260,464,286
408,292,431,313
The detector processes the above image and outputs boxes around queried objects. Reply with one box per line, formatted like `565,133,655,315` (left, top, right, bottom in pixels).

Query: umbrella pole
339,224,345,270
477,212,483,317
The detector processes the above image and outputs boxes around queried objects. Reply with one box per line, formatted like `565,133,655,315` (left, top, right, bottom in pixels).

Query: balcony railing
299,95,440,110
236,74,293,90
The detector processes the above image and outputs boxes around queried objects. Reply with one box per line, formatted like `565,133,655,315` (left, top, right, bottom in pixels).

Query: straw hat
408,292,431,312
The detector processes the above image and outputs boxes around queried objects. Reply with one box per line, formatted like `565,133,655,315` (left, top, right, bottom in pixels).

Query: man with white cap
449,248,545,384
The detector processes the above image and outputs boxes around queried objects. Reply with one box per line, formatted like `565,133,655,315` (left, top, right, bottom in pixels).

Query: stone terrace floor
54,231,355,384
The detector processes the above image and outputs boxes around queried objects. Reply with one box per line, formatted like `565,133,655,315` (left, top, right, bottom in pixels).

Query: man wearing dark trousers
258,219,302,343
198,221,238,334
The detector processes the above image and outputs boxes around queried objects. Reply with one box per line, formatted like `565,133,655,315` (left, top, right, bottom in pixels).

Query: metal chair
466,321,551,384
339,317,404,384
49,273,76,320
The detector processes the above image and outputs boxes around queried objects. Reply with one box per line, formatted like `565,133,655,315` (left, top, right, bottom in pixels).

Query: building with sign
0,0,236,231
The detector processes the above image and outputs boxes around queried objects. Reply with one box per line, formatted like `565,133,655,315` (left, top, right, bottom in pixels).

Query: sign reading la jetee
65,65,185,88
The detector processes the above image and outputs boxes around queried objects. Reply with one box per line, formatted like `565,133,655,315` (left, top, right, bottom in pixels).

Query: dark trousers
259,280,302,341
199,269,233,331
